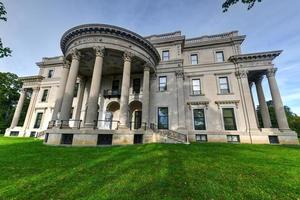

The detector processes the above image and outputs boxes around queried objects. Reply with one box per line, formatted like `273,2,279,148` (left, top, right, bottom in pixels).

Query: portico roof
229,50,282,63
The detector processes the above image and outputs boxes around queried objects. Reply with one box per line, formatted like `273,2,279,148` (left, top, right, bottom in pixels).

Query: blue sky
1,0,300,114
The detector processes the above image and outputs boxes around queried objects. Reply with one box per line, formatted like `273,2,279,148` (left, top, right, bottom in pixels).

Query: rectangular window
45,133,49,143
216,51,225,62
34,112,43,129
10,131,19,136
162,50,169,61
219,77,230,94
133,78,141,94
41,89,48,102
223,108,237,130
158,107,168,129
196,134,207,142
269,136,279,144
192,79,201,95
47,69,54,78
112,80,120,94
74,83,79,97
193,109,206,130
30,131,36,137
227,135,240,143
61,134,73,145
159,76,167,92
191,54,198,65
70,107,74,119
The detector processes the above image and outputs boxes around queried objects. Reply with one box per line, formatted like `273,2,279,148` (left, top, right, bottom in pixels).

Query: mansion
5,24,299,145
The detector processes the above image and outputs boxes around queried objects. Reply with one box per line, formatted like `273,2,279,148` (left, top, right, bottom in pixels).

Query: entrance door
134,111,142,129
158,107,168,129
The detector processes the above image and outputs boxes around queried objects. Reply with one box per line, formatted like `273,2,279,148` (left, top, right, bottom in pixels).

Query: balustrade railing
93,120,120,130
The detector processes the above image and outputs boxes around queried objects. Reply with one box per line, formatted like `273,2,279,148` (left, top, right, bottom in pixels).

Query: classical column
176,70,186,129
10,88,26,128
266,68,289,130
255,76,272,128
58,49,81,125
236,70,259,131
74,77,86,123
51,60,70,121
141,64,150,128
119,51,132,128
23,87,39,130
249,82,260,127
85,47,105,127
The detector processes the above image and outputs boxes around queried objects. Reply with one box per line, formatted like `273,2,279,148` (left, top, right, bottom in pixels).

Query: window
159,76,167,91
193,109,206,130
41,89,48,102
47,69,54,78
162,50,170,61
30,131,36,137
34,112,43,129
112,80,120,94
219,77,230,94
133,78,141,94
227,135,240,143
74,83,79,97
45,133,49,143
134,134,143,144
70,107,74,119
191,54,198,65
216,51,225,62
158,107,168,129
10,131,19,136
222,108,237,130
61,134,73,145
269,136,279,144
192,79,201,95
97,134,113,145
196,134,207,142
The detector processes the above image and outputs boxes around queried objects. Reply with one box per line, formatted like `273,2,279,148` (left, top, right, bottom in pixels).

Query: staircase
36,130,47,139
150,123,189,144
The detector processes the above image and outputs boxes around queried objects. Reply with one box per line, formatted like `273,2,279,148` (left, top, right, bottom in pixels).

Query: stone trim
187,101,209,109
229,50,282,63
266,68,277,78
215,100,239,109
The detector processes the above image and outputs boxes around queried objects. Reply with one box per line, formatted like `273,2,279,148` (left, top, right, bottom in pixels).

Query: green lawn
0,137,299,200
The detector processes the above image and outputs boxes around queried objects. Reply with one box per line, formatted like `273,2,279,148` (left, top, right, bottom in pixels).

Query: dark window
134,134,143,144
216,51,225,62
97,134,113,145
45,133,49,143
61,134,73,145
159,76,167,91
227,135,240,143
112,80,120,94
219,77,230,94
41,89,48,102
47,69,54,78
34,112,43,129
74,83,79,97
196,134,207,142
70,107,74,119
158,107,168,129
191,54,198,65
192,79,201,95
162,50,169,61
133,78,141,94
30,131,36,137
223,108,237,130
193,109,206,130
10,131,19,136
269,136,279,144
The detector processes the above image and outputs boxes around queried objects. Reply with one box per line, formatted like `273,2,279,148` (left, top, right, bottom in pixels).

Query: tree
222,0,262,12
0,72,29,134
256,100,300,137
0,2,12,58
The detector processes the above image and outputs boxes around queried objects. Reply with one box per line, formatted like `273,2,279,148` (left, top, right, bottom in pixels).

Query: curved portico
55,24,160,129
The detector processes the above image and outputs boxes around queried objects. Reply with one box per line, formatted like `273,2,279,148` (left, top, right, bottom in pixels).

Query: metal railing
93,120,120,130
103,89,121,99
149,123,188,144
59,120,82,129
129,121,147,130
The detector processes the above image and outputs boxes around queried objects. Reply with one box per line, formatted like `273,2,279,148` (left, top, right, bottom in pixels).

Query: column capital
235,70,248,79
94,46,105,57
123,51,133,62
175,70,184,79
70,48,81,61
63,59,71,69
143,63,151,71
266,68,277,78
254,75,264,84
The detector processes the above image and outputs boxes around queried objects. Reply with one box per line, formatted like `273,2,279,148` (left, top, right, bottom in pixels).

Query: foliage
0,2,12,58
0,72,29,134
222,0,262,12
0,137,299,199
256,100,300,136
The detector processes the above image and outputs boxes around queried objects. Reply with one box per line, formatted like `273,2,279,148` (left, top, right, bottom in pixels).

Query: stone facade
5,24,299,145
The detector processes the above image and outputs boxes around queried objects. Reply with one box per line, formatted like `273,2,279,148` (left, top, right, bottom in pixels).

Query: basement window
134,134,143,144
97,134,113,145
60,134,73,145
44,133,49,143
10,131,19,136
195,134,207,142
269,136,279,144
30,131,36,137
227,135,240,143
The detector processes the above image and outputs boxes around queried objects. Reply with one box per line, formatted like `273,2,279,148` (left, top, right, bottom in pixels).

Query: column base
84,122,95,129
118,124,130,130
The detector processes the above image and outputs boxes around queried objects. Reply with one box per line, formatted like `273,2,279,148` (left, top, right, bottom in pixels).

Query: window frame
157,107,169,129
47,69,54,78
191,79,201,95
218,76,230,94
216,51,225,62
41,89,49,102
191,54,198,65
34,112,43,129
132,78,141,94
159,76,167,92
222,108,237,131
192,108,206,130
195,134,208,142
227,135,240,143
162,50,170,61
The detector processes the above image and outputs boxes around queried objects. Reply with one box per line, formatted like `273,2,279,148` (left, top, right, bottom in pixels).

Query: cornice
229,50,282,64
19,75,44,82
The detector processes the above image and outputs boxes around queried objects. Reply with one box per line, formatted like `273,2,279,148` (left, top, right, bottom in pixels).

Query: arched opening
103,101,120,130
129,100,142,130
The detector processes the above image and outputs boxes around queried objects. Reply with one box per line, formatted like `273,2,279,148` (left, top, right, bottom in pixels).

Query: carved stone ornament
144,63,151,71
235,70,248,79
94,46,105,57
70,48,81,61
63,59,71,69
123,51,133,62
266,68,277,78
175,70,184,79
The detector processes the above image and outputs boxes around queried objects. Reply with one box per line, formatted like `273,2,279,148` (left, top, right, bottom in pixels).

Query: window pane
191,54,198,64
193,109,206,130
216,51,224,62
158,107,168,129
223,108,237,130
159,76,167,91
162,51,169,61
41,90,48,102
34,113,43,128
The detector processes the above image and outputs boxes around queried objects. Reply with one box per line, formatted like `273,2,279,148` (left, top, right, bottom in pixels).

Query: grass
0,136,299,200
